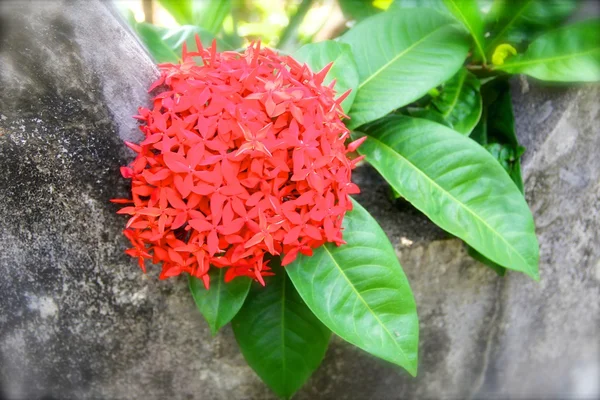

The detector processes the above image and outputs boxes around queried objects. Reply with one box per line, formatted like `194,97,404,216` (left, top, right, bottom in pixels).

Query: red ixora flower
112,37,365,288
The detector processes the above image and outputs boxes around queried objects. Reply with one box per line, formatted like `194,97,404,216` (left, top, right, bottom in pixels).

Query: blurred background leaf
115,0,345,54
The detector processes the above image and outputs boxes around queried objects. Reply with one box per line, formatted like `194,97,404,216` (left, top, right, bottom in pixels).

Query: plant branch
277,0,314,51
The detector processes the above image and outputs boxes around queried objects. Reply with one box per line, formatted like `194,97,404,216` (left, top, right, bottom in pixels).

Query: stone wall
0,1,598,399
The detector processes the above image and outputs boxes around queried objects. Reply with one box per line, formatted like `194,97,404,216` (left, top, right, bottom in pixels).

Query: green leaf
431,68,482,134
407,107,454,128
494,20,600,82
287,199,419,376
390,0,450,14
131,23,233,63
157,0,231,33
156,0,194,26
467,245,506,276
339,0,383,21
467,78,526,275
353,115,539,279
443,0,487,63
189,268,251,335
232,263,330,399
293,41,359,113
486,0,578,52
339,9,470,129
194,0,231,34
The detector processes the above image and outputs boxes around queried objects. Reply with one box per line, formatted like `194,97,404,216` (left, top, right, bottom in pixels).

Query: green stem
277,0,314,51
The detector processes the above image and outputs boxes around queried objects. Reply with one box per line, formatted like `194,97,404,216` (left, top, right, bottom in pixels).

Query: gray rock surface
0,1,598,399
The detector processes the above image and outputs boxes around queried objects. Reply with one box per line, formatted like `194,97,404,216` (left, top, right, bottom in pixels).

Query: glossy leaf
131,23,233,64
495,20,600,82
157,0,231,34
431,68,482,134
353,115,539,279
486,0,579,52
189,268,251,335
443,0,487,62
287,199,419,376
232,264,330,399
339,9,470,129
294,41,359,113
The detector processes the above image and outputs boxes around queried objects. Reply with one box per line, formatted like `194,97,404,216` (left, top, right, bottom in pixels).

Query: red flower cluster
113,38,364,288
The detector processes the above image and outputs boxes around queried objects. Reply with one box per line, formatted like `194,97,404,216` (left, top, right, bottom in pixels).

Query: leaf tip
209,324,220,337
528,268,540,282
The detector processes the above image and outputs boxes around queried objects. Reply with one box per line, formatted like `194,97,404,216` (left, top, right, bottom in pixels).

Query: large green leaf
339,9,470,129
287,199,419,376
443,0,487,62
293,41,359,113
431,68,482,134
157,0,231,34
353,115,539,279
189,268,251,335
486,0,578,52
232,264,330,399
495,20,600,82
131,23,234,64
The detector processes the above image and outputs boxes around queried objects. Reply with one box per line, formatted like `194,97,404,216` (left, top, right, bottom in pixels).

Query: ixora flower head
113,37,365,288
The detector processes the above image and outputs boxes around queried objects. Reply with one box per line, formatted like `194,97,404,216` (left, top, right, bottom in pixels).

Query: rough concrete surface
0,1,598,399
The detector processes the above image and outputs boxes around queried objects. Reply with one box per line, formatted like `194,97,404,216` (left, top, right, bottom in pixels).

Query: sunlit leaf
157,0,231,34
443,0,487,62
294,41,359,113
339,9,469,128
287,199,419,376
353,115,539,279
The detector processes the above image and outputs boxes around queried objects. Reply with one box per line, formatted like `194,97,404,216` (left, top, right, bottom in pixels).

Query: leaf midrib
321,245,412,370
497,47,600,69
486,0,533,52
441,70,467,118
356,24,451,90
445,0,486,63
363,133,535,276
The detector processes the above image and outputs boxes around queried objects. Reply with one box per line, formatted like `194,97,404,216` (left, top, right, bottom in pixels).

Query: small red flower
113,37,364,288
